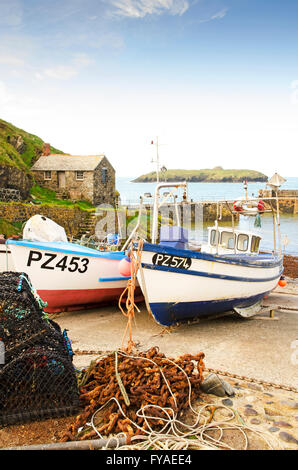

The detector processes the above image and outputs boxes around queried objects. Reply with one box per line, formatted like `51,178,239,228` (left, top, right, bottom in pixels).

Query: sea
116,176,298,255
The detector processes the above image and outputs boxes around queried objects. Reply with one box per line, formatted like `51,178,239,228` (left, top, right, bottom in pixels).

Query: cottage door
57,171,66,188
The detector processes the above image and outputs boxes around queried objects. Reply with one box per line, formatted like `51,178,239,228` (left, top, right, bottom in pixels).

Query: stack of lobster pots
0,271,80,425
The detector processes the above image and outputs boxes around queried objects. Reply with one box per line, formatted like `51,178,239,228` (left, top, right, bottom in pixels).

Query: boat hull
7,239,139,313
136,242,283,326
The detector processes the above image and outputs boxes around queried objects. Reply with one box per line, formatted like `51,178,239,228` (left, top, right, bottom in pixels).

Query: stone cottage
31,144,116,206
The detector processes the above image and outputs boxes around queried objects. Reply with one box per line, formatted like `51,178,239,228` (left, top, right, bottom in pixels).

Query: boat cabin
158,225,261,256
201,227,261,255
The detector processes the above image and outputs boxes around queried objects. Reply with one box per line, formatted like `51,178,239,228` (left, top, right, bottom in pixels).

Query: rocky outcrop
7,135,26,154
0,118,64,202
0,165,32,199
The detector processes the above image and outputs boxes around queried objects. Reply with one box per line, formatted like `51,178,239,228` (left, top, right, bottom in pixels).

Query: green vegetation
133,167,268,183
0,118,64,172
0,218,23,237
30,184,95,211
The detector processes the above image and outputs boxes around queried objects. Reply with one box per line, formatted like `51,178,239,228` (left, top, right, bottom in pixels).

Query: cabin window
76,171,84,181
251,236,261,253
101,167,108,184
44,171,51,180
220,231,235,249
237,234,249,252
210,230,219,246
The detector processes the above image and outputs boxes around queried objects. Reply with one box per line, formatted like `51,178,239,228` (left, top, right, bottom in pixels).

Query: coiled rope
118,240,144,352
79,350,284,451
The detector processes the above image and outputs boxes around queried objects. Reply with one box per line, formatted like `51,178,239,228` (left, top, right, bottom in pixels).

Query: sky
0,0,298,177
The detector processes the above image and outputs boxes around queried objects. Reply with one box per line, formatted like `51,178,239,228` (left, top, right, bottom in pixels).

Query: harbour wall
0,195,297,241
0,202,93,239
258,190,298,215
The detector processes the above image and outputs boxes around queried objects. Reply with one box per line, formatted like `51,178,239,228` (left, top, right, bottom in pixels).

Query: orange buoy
119,257,132,277
278,276,287,287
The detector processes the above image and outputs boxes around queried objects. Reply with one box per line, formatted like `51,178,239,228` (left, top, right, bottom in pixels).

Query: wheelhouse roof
208,226,262,238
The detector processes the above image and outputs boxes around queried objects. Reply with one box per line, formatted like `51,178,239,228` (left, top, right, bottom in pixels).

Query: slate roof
31,154,106,171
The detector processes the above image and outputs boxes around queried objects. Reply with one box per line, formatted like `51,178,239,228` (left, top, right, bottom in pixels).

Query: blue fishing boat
134,182,284,326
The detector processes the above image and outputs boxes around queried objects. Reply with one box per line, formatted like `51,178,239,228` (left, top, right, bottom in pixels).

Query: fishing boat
5,214,141,313
134,181,284,326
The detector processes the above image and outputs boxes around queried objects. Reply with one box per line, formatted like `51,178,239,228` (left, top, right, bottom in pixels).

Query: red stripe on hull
38,287,143,313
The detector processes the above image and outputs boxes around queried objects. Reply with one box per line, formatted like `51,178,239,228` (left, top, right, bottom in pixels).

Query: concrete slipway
53,284,298,390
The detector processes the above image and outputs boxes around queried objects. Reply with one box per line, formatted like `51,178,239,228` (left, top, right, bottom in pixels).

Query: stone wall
260,189,298,198
0,203,93,239
258,189,298,214
0,189,22,202
93,157,115,206
0,165,32,199
33,170,94,202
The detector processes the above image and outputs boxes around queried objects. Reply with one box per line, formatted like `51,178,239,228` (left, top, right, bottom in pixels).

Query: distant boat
134,182,284,326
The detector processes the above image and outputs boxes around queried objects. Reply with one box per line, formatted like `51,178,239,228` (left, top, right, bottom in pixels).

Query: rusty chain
73,349,298,394
61,347,206,441
204,367,298,394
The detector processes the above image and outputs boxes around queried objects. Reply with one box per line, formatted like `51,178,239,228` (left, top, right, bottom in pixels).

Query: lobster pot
0,272,80,425
0,348,79,425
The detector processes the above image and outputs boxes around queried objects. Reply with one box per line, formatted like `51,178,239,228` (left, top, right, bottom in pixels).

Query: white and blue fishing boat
135,182,284,326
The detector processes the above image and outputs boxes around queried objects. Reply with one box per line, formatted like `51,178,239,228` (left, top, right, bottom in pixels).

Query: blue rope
63,329,74,358
17,273,48,313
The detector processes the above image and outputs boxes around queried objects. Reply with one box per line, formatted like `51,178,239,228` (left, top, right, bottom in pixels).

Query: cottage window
101,168,108,184
76,171,84,181
44,171,51,180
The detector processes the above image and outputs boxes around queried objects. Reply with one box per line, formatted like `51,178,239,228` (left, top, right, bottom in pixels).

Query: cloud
108,0,190,18
0,54,25,67
39,53,94,81
196,7,228,24
72,53,94,67
211,8,228,20
43,65,79,80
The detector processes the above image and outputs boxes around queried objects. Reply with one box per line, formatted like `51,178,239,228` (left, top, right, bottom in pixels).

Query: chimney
42,143,51,156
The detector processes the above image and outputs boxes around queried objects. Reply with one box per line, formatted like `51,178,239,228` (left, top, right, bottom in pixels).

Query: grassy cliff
133,167,268,183
0,118,67,202
0,118,63,172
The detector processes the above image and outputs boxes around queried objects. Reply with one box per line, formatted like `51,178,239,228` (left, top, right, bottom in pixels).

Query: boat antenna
151,137,160,183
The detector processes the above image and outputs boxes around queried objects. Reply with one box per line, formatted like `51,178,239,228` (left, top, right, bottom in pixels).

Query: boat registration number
26,250,89,273
152,253,192,269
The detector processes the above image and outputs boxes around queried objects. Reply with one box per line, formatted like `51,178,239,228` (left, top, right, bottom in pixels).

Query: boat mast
151,137,160,183
267,173,286,255
276,193,282,254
